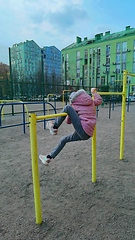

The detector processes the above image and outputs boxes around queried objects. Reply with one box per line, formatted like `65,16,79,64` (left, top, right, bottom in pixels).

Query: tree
0,62,10,99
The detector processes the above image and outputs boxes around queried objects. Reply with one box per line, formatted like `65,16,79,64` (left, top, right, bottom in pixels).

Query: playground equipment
46,94,57,114
91,70,134,182
0,101,29,133
29,70,134,224
29,112,67,224
0,101,57,133
0,100,29,122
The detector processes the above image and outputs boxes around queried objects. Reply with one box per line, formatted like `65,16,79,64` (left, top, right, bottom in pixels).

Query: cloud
0,0,89,41
47,5,89,31
9,0,90,47
0,0,97,62
22,0,89,32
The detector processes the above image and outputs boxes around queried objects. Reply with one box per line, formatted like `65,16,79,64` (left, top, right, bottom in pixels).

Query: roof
62,26,135,51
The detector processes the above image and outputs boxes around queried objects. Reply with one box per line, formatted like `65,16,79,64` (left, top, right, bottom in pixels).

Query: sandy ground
0,103,135,240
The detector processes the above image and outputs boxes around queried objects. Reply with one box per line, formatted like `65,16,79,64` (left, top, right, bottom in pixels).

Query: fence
0,79,91,100
0,101,57,133
0,77,123,101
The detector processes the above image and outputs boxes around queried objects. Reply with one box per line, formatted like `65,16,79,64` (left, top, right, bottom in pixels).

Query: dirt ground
0,103,135,240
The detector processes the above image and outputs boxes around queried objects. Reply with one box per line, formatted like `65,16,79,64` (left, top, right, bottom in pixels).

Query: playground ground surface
0,103,135,240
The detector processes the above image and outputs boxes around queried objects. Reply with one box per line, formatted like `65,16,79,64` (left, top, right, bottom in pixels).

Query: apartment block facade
41,46,61,94
10,41,61,98
61,26,135,94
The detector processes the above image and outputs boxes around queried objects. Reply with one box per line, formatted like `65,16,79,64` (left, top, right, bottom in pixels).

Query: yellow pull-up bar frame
92,70,127,182
29,70,130,224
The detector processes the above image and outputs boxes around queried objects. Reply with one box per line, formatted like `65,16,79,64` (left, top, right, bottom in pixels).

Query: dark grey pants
49,105,90,159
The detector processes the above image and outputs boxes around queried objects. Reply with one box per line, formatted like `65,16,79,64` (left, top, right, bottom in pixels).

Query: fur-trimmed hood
69,89,87,103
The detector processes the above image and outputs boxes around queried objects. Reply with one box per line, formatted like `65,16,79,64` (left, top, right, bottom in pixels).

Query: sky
0,0,135,64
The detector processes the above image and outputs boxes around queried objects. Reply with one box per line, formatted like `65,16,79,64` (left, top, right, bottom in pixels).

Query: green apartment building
62,26,135,95
9,40,62,99
10,40,42,98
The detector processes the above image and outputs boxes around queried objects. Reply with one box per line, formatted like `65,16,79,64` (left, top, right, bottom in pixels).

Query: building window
106,66,110,72
110,76,115,85
84,58,88,65
76,69,80,78
106,57,110,65
132,86,135,92
66,53,68,61
101,77,105,85
116,64,121,73
97,68,100,74
93,48,96,55
89,49,92,68
97,58,100,67
84,49,88,59
80,78,83,86
91,77,95,87
106,45,110,56
97,47,100,55
76,51,80,60
90,49,92,55
116,54,121,63
122,53,126,63
76,61,80,69
122,42,127,52
122,63,126,72
133,52,135,62
84,65,88,77
97,47,100,67
76,51,80,78
66,61,69,71
133,40,135,50
133,62,135,73
97,77,100,87
106,45,110,69
116,43,121,53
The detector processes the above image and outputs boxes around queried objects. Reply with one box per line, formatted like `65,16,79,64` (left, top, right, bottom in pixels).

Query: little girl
39,88,102,166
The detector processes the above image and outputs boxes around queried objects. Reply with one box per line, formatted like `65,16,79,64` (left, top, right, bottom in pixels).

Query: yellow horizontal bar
97,92,123,95
63,90,71,93
0,99,21,103
47,94,57,97
114,80,123,82
127,73,135,77
36,112,67,121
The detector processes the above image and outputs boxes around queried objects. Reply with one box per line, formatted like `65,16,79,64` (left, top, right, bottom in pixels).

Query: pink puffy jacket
66,89,102,137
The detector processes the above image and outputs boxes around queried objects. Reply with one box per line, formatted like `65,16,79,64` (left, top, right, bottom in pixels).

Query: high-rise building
41,46,62,94
10,41,62,99
10,40,42,98
61,26,135,94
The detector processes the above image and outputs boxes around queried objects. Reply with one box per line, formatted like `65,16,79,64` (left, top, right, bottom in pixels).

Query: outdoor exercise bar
92,70,127,182
29,112,67,224
0,101,57,133
29,70,133,224
46,93,57,111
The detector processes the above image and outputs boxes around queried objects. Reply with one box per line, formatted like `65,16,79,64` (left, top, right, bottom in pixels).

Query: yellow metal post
2,107,4,121
91,92,97,183
29,113,42,224
120,70,127,160
92,126,96,182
